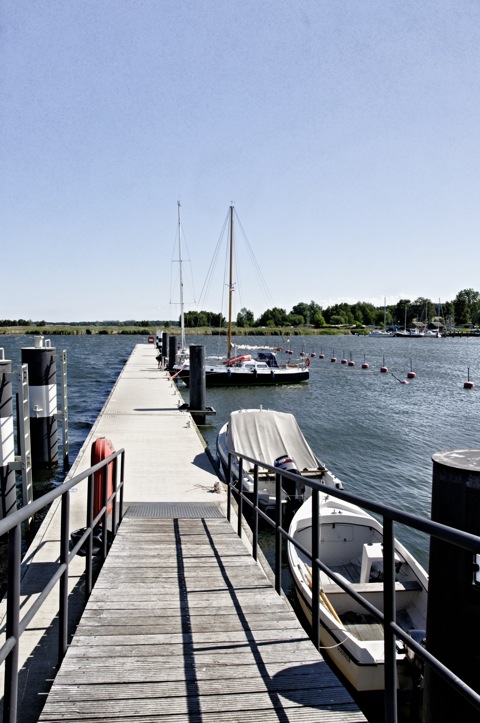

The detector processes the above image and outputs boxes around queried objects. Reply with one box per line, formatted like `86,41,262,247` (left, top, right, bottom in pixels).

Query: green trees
236,308,255,327
453,289,480,326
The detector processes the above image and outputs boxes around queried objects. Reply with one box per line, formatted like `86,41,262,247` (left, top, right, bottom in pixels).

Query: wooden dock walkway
39,511,365,722
2,343,366,722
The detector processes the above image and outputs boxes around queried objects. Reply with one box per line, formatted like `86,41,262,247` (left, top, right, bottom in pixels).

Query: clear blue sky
2,1,480,322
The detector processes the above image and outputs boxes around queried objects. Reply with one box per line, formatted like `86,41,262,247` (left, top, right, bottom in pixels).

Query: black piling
0,355,16,519
424,449,480,721
162,331,168,366
189,345,206,424
21,337,58,470
168,336,177,371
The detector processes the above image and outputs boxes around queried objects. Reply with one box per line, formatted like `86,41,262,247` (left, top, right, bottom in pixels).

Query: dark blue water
2,332,479,567
184,333,480,567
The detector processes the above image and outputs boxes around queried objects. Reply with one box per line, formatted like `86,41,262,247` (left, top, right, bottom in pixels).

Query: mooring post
189,345,206,425
168,336,177,371
0,353,17,519
162,331,168,367
424,449,480,721
21,336,58,470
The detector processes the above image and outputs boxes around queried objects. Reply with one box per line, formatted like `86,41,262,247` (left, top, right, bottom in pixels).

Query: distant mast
177,201,185,353
227,205,234,360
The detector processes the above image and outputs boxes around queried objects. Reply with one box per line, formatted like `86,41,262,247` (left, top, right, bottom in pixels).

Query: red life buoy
91,437,115,520
305,357,311,367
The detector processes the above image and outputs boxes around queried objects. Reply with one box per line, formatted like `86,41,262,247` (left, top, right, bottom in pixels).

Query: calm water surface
2,332,479,567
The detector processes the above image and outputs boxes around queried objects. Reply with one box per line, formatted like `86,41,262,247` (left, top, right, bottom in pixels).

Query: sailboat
368,298,394,337
172,201,189,367
175,206,309,387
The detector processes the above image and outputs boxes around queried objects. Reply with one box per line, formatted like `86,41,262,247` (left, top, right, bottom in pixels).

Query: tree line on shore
183,288,480,330
2,288,479,331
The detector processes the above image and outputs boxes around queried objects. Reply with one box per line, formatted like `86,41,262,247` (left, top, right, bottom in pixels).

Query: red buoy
348,360,355,366
319,353,325,359
331,357,337,362
361,362,369,369
341,358,347,365
380,366,388,373
407,359,416,378
464,368,474,389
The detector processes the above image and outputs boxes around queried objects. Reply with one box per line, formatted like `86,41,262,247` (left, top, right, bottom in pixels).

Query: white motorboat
287,493,428,692
216,408,342,512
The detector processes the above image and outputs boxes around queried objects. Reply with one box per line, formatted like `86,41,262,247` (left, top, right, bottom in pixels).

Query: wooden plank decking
39,508,366,722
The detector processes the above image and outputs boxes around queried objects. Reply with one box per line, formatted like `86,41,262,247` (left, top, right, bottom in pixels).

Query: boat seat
321,580,422,595
360,542,401,583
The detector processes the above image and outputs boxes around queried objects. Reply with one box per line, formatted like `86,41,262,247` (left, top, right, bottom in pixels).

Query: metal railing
225,450,480,723
0,448,125,723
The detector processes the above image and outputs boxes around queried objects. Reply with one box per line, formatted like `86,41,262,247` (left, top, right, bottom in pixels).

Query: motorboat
287,493,428,692
216,408,342,513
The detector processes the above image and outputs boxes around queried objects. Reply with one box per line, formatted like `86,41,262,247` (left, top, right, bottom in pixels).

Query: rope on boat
171,365,186,380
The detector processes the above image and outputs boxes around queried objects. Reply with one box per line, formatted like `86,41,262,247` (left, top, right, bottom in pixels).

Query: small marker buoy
319,353,325,359
392,373,408,384
331,357,337,362
380,355,388,373
362,362,369,369
464,368,475,389
407,358,416,379
341,358,347,365
348,360,355,366
310,352,316,357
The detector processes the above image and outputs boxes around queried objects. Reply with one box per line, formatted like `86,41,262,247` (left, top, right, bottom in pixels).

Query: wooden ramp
39,506,366,722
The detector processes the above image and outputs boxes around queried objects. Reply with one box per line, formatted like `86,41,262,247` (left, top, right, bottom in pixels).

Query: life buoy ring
91,437,115,519
305,357,311,367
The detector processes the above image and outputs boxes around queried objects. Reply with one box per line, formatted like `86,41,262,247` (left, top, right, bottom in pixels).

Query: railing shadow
0,448,125,723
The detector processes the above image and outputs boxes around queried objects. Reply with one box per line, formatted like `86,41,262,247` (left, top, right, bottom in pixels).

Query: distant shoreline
0,325,344,337
0,325,477,338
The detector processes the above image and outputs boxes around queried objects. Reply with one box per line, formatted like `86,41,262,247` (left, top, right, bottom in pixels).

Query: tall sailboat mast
227,205,234,360
177,201,185,353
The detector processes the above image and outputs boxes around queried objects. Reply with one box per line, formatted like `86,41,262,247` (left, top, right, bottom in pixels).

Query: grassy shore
0,324,352,336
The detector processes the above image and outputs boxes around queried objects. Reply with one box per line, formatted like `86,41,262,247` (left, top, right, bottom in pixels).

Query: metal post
311,488,320,649
252,465,259,561
275,473,282,595
424,450,480,721
237,457,243,538
58,350,69,468
383,517,398,722
59,490,70,659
